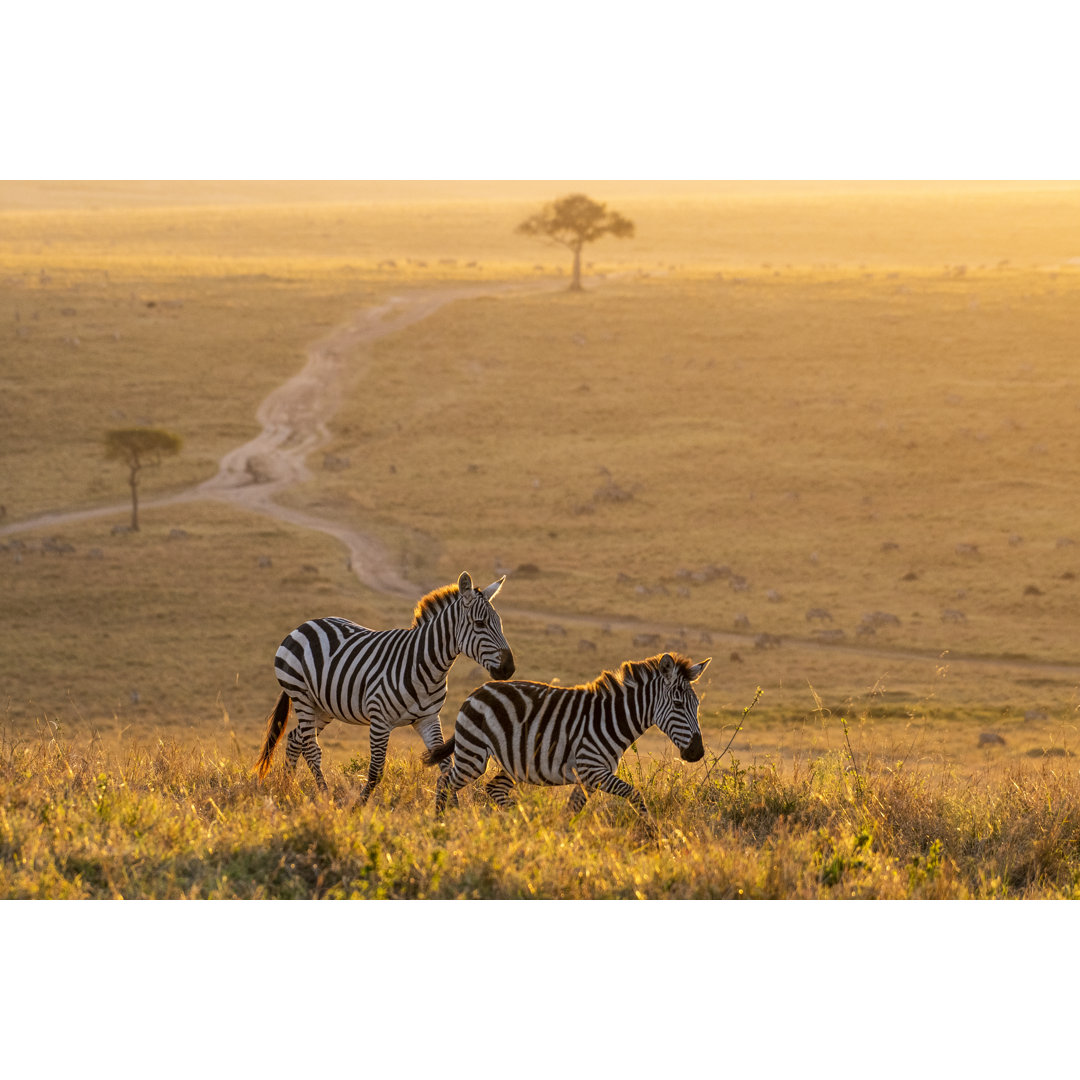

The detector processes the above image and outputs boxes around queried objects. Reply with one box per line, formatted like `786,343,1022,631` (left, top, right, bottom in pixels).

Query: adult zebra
255,571,515,800
423,652,709,822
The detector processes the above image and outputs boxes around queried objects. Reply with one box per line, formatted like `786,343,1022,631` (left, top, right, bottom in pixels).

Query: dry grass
4,724,1078,899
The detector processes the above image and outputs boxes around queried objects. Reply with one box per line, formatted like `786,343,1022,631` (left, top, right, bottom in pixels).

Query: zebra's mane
585,652,697,695
411,583,461,627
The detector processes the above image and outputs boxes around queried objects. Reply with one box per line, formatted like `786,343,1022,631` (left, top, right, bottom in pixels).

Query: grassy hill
2,182,1079,897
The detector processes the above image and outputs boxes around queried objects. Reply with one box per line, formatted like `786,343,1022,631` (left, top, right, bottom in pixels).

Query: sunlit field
2,181,1079,898
4,729,1079,899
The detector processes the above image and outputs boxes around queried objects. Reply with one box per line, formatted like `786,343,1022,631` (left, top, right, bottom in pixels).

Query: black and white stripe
424,652,709,820
255,571,514,800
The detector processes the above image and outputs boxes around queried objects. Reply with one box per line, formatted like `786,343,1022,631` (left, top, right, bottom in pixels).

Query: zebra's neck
411,598,462,677
590,676,658,749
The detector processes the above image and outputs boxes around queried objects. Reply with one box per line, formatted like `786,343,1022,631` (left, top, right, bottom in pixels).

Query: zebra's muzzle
488,650,516,680
681,732,705,762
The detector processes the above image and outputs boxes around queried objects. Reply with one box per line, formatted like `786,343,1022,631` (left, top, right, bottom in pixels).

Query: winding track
2,284,535,595
5,281,1080,685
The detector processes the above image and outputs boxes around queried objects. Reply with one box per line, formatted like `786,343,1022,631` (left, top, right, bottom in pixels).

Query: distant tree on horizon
104,427,182,531
516,193,635,291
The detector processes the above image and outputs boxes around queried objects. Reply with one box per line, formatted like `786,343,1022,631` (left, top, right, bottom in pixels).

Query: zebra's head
653,653,710,761
456,571,516,680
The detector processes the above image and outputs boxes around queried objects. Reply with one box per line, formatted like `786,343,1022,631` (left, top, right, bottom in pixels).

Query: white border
3,2,1077,178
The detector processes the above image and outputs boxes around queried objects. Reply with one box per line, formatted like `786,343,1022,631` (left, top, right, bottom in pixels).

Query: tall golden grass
3,722,1078,898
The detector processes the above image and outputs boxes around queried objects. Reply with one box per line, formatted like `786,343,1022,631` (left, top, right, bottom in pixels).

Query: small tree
516,193,635,291
104,427,182,531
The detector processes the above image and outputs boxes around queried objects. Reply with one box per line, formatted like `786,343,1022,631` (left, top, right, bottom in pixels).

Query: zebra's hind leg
302,745,329,794
357,722,392,805
435,769,467,817
567,784,590,815
485,771,517,809
291,702,330,794
285,728,304,772
434,753,488,818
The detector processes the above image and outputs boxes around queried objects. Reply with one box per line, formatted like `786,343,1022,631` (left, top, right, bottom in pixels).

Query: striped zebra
423,652,710,821
255,571,515,800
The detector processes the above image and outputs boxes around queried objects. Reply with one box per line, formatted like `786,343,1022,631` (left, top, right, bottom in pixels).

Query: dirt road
2,283,547,596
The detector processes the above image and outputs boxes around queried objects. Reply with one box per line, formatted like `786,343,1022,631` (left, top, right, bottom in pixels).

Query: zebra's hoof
634,819,659,843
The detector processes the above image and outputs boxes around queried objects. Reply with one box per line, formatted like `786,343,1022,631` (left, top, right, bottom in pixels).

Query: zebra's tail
255,691,291,781
421,737,455,767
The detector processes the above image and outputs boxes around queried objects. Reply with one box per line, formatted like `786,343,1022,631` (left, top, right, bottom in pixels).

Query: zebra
255,571,515,800
422,652,710,823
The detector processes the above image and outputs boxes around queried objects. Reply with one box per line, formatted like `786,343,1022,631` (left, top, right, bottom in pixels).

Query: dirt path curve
182,284,540,596
1,281,555,597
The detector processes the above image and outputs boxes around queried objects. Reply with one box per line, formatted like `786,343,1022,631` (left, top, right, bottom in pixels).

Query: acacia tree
516,193,635,291
104,427,182,531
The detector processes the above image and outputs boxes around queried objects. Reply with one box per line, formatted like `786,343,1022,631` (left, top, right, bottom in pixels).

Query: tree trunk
129,465,140,531
569,244,583,291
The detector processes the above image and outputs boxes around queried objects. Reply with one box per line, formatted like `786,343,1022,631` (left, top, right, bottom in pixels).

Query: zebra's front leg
415,714,458,810
588,770,656,836
358,722,391,805
414,714,451,775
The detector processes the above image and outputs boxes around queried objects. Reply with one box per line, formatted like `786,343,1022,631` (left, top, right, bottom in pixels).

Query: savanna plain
3,180,1080,898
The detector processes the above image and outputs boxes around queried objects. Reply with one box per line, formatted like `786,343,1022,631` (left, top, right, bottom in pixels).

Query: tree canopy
516,193,635,290
105,427,183,465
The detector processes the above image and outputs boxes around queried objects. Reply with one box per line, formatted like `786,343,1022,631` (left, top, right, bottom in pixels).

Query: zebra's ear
688,657,712,682
480,576,505,603
659,653,675,678
457,571,473,594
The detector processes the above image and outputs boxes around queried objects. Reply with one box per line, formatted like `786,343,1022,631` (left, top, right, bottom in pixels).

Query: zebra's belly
498,762,576,787
320,699,438,729
508,746,619,788
332,713,372,728
502,764,577,786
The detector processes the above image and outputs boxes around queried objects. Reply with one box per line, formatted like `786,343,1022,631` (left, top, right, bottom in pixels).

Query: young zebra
423,652,710,821
255,571,515,800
